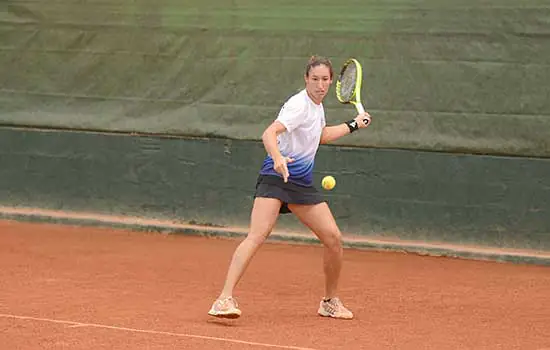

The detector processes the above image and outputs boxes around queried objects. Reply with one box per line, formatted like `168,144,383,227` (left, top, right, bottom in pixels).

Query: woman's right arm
262,121,294,182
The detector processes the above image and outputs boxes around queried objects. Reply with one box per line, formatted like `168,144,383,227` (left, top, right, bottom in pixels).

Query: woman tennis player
208,56,372,320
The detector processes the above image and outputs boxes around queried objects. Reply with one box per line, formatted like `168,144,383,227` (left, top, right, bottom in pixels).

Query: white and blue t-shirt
259,89,326,187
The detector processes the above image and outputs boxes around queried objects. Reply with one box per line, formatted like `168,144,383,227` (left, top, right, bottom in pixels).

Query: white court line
67,324,89,328
0,313,317,350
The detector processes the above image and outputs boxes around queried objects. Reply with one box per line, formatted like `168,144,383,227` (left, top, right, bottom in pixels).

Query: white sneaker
318,297,353,319
208,297,242,319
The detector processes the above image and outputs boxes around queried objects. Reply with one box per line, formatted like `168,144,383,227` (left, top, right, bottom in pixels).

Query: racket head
335,58,363,105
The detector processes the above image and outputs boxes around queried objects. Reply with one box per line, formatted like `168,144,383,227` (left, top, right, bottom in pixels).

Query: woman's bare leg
288,202,342,298
288,202,353,319
218,197,282,299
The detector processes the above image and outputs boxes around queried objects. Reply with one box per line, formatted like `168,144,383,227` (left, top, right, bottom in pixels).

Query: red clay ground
1,220,549,350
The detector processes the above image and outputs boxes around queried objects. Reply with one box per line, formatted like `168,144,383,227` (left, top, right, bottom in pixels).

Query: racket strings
338,64,357,102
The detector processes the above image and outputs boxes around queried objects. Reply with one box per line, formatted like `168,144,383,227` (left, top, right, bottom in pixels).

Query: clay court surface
1,220,549,350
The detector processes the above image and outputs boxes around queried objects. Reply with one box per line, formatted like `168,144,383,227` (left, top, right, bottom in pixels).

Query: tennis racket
335,58,369,123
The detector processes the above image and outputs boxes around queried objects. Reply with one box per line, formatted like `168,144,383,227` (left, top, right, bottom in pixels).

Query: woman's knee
324,230,343,253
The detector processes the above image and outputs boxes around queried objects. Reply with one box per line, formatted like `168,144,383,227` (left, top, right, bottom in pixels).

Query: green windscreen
2,0,549,156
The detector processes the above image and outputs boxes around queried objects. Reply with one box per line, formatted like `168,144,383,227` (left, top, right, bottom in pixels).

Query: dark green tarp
2,0,550,156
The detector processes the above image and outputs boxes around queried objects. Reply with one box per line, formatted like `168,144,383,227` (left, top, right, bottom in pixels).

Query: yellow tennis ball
322,175,336,190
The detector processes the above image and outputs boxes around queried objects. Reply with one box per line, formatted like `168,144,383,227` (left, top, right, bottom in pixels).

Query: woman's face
304,64,333,104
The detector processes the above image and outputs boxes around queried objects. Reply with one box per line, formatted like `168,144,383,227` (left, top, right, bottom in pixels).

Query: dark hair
305,55,333,79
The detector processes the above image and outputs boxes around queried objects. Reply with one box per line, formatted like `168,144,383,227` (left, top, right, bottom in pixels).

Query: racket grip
355,103,365,115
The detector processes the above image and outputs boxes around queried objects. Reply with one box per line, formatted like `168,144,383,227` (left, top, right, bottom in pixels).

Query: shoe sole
318,310,353,320
208,311,241,319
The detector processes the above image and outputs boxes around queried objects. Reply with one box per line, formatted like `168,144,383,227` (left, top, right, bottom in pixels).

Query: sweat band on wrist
345,119,359,133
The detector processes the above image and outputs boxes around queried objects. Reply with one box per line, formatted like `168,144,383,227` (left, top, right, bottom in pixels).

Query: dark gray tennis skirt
254,175,326,214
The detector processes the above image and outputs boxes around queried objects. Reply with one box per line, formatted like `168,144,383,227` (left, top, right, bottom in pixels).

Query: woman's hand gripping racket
336,58,371,125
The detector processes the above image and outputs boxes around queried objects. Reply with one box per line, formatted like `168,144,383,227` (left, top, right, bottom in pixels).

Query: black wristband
345,119,359,133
